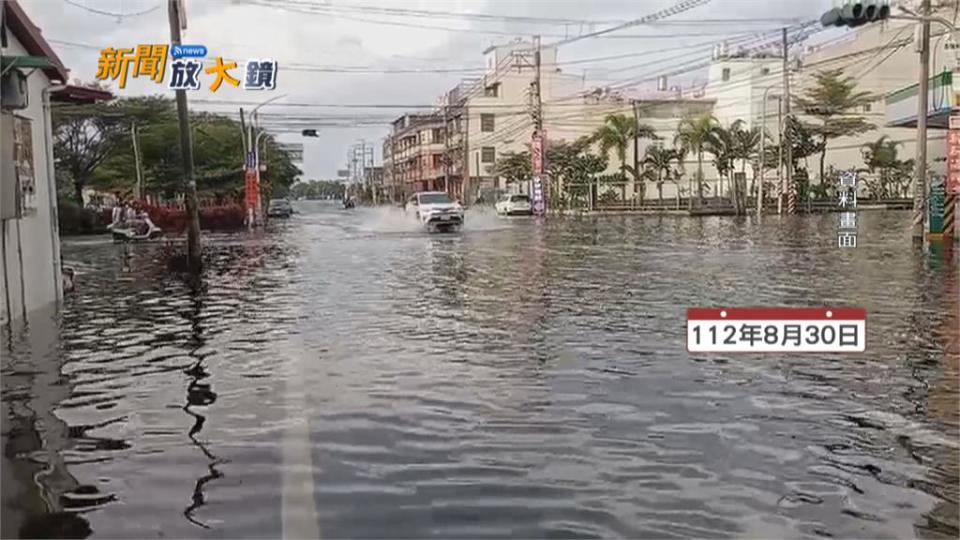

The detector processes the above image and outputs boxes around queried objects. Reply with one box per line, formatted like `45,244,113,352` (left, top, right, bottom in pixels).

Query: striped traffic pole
913,206,925,238
944,194,957,240
787,184,796,215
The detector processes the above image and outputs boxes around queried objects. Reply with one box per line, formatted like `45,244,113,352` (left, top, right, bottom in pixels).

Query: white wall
1,31,61,326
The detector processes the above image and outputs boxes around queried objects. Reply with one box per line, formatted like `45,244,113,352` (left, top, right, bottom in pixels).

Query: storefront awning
885,70,956,129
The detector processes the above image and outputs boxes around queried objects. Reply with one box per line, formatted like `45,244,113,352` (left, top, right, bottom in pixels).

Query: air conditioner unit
0,70,28,111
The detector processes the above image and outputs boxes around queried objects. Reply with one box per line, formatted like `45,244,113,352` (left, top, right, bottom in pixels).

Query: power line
62,0,161,19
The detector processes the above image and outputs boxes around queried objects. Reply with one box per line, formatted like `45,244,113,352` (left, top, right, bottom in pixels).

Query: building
384,39,588,203
382,113,447,201
1,0,111,327
795,15,956,184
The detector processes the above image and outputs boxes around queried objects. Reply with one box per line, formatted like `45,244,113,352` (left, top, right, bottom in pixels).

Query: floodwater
2,202,958,539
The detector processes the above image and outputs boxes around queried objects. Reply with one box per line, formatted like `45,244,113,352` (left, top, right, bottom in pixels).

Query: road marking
281,353,321,539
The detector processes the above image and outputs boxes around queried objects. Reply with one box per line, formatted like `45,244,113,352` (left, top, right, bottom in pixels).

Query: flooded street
2,203,957,539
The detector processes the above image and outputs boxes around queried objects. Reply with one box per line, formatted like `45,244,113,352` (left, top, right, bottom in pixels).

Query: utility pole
531,35,546,214
777,96,784,215
443,104,450,195
633,99,640,207
781,27,794,216
463,105,470,203
913,0,932,245
167,0,202,271
131,122,143,200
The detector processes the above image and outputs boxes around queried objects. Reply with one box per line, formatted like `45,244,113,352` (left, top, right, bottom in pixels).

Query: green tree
674,113,719,206
592,113,656,201
860,135,913,199
545,137,607,208
81,95,299,202
642,145,682,205
290,180,346,200
793,68,875,184
494,151,533,186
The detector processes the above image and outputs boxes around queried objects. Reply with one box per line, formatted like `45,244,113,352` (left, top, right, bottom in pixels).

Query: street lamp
245,94,285,226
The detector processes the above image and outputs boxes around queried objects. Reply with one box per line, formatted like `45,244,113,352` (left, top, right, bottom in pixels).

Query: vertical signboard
929,176,946,234
531,132,545,216
948,116,960,195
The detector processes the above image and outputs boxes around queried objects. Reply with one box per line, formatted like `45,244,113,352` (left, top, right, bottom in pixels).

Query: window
761,67,770,76
484,83,500,97
419,192,452,204
862,102,872,113
722,68,731,82
481,146,495,163
481,113,495,132
432,128,444,143
432,154,443,168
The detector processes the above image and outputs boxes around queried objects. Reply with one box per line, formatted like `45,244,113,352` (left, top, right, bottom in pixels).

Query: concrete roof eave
2,0,69,83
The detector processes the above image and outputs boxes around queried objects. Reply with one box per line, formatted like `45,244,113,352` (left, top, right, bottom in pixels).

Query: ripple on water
1,207,956,539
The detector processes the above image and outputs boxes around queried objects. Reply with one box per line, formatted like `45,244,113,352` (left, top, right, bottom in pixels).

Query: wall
0,30,61,326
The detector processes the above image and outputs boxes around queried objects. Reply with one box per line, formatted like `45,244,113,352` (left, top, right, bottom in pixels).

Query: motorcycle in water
108,217,162,242
343,197,356,210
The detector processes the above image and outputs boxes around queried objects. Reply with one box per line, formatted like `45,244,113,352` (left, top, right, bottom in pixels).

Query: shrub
146,204,246,232
58,200,109,235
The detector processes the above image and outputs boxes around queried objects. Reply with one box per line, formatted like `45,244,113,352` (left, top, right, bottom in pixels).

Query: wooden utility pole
782,27,794,215
167,0,202,271
913,0,932,245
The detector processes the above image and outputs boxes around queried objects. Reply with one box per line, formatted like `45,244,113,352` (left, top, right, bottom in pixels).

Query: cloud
26,0,833,178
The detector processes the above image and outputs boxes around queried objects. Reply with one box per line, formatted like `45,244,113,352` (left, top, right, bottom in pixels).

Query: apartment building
382,113,448,202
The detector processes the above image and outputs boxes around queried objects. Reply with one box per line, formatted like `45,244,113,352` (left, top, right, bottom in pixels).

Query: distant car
405,191,464,232
495,193,533,216
268,199,293,218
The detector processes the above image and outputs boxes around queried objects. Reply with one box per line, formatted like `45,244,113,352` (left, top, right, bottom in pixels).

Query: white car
495,193,533,216
405,191,464,232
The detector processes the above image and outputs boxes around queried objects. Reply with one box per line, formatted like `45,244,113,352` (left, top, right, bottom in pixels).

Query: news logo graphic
96,45,277,92
838,170,858,248
687,307,866,353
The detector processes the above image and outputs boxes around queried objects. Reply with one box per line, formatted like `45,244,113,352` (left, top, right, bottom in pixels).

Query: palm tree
729,121,763,198
674,113,719,206
593,113,657,201
705,124,735,202
642,145,682,206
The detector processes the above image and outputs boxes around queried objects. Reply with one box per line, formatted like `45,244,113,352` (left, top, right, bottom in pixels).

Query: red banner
531,133,544,175
949,118,960,194
245,169,258,209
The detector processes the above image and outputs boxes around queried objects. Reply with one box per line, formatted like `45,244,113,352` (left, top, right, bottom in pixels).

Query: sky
24,0,839,179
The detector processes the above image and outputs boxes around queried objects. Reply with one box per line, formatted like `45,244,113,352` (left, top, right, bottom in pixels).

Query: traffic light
302,129,318,137
821,0,891,28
